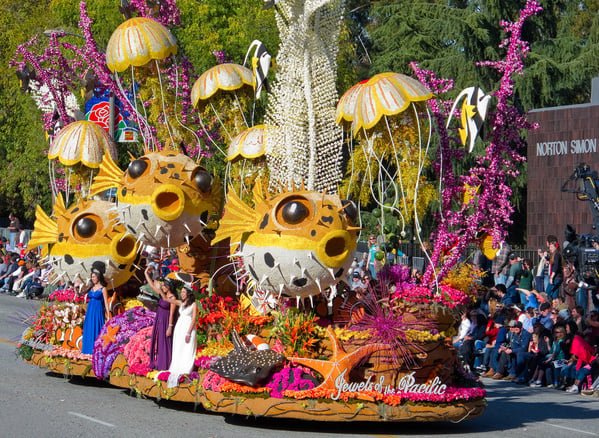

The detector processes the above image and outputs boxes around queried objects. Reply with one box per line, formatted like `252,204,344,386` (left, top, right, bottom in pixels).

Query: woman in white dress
166,285,198,387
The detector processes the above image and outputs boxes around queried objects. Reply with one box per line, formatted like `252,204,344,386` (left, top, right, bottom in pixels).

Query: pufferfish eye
193,169,212,193
281,200,310,225
341,199,358,222
127,158,149,179
73,215,99,240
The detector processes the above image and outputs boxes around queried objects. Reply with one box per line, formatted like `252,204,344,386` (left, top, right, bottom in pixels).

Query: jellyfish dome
106,17,178,73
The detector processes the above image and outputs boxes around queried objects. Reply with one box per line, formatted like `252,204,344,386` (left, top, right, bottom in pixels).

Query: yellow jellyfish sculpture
226,125,277,162
105,17,178,151
48,120,117,199
105,17,178,73
335,81,366,131
351,72,432,137
338,72,435,243
225,125,277,203
191,63,254,108
191,63,255,144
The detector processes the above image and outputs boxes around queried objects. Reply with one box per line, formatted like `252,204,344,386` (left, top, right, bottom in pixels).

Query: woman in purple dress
144,266,177,370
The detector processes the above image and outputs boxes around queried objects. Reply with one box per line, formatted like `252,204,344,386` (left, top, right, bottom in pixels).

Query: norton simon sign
536,138,598,156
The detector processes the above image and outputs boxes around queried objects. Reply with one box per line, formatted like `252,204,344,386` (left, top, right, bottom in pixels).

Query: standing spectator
18,225,28,248
535,249,549,292
546,235,563,300
362,234,379,279
492,241,511,286
7,213,20,251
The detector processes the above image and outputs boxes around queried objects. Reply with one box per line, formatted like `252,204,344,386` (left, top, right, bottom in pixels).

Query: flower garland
194,355,218,370
49,288,85,303
92,307,155,379
44,346,90,361
202,371,271,394
392,285,470,309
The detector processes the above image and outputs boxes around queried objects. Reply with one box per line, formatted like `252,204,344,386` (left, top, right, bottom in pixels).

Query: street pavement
0,294,597,438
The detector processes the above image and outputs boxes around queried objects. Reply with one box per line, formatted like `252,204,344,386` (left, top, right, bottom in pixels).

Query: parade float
12,0,541,423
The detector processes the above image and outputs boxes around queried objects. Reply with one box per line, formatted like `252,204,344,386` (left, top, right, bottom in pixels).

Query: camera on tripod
563,225,599,283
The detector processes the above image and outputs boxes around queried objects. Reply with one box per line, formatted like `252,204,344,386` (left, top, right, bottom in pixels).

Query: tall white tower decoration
264,0,346,192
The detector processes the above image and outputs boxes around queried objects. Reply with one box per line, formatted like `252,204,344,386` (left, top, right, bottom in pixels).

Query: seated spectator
571,306,586,334
532,302,554,330
561,334,596,393
459,312,488,369
583,310,599,346
528,323,553,386
481,316,510,378
519,306,536,333
535,325,568,388
453,310,472,348
474,313,504,373
516,287,539,310
492,320,531,382
349,271,365,291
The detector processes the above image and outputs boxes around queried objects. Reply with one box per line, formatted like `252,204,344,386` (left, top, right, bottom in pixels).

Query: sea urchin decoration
347,284,437,369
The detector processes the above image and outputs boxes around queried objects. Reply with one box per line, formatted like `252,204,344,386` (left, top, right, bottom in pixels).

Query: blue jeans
535,276,545,292
576,287,589,314
495,273,507,286
473,340,488,368
546,280,562,300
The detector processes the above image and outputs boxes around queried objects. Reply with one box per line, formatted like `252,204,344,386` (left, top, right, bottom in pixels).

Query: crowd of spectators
462,234,599,397
0,236,47,299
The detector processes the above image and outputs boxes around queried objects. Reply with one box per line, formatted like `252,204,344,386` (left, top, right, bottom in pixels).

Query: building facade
527,91,599,249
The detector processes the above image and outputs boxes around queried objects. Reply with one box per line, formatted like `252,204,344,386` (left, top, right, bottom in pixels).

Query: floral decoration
93,307,155,378
264,366,317,399
123,326,152,376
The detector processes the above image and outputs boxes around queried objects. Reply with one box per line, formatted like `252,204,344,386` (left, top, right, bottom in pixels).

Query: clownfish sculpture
28,195,140,288
90,150,221,249
213,182,359,305
446,86,492,152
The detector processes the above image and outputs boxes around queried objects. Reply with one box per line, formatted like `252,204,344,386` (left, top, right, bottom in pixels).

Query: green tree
175,0,279,73
0,0,60,223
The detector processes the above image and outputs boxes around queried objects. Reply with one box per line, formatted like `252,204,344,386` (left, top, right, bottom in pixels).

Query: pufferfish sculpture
28,194,140,288
213,183,359,304
89,150,221,249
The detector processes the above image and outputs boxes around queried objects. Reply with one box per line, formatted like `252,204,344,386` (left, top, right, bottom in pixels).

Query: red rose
86,101,123,132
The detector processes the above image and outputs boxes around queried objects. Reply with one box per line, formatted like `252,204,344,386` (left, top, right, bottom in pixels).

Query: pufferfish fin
53,192,67,218
213,187,258,248
210,171,224,211
252,179,267,206
89,152,123,196
28,205,59,248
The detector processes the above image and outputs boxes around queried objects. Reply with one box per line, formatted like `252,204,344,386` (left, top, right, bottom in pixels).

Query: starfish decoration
287,326,388,391
100,324,120,347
